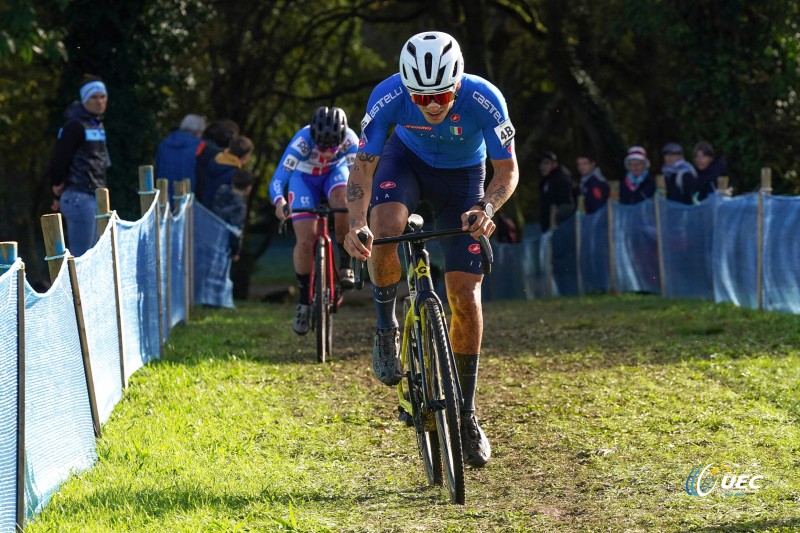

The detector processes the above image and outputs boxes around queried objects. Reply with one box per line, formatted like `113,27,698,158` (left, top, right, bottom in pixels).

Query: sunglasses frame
409,89,457,106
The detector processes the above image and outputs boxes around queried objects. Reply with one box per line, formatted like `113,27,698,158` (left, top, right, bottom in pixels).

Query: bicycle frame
396,237,463,419
287,206,348,310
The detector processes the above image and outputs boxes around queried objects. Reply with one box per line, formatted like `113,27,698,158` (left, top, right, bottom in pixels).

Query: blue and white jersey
359,73,515,168
269,125,358,203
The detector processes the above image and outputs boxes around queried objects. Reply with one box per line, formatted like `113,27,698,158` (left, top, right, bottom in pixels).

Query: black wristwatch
475,201,495,219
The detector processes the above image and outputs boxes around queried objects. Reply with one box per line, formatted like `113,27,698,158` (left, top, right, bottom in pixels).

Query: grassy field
27,293,800,532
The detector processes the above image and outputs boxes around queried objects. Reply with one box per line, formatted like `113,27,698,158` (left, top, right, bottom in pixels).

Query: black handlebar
350,214,493,289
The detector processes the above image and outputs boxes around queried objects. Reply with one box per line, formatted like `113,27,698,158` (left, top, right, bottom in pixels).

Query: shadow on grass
685,517,800,532
46,483,402,524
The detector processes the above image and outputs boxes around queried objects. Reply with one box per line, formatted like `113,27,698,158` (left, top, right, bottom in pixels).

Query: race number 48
494,119,516,147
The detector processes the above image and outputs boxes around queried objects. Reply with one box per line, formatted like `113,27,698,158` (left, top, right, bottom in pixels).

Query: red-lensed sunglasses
409,90,456,106
316,144,340,153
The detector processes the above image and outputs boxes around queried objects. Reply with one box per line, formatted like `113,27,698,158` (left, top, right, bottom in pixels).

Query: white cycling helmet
399,31,464,94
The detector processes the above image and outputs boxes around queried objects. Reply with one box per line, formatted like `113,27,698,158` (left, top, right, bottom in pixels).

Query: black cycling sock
296,273,311,305
337,242,351,270
373,282,399,329
455,353,479,413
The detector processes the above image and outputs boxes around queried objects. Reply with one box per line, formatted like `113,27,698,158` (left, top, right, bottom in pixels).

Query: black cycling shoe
372,327,402,386
461,412,491,467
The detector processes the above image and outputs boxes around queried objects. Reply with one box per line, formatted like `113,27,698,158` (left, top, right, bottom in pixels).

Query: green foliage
4,0,800,281
0,1,67,63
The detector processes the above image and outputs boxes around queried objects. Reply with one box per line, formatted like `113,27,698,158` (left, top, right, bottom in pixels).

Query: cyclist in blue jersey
270,106,358,335
343,31,519,467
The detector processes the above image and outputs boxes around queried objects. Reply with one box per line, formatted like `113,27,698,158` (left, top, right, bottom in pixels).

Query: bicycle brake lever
352,232,368,290
466,214,493,275
278,204,291,235
479,234,493,276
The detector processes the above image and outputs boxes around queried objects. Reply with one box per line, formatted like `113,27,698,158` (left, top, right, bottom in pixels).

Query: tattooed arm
344,151,381,260
484,155,520,210
462,154,520,239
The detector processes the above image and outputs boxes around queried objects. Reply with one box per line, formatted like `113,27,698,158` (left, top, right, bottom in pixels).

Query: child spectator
692,140,728,198
201,135,254,207
212,168,254,261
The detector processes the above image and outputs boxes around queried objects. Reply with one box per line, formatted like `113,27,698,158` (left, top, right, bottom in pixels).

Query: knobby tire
404,298,442,486
314,239,329,363
421,297,465,504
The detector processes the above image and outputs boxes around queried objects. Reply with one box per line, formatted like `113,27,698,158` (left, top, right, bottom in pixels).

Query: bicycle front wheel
421,297,465,504
404,297,442,487
313,238,330,363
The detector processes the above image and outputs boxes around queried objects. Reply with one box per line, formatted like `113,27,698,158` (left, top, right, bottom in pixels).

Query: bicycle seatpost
352,232,368,290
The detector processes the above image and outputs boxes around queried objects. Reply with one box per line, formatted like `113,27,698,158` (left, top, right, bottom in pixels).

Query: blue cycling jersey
358,73,515,168
269,125,359,203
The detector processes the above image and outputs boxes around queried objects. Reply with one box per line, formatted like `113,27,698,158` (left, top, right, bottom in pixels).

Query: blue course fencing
0,263,20,533
0,187,238,531
484,191,800,316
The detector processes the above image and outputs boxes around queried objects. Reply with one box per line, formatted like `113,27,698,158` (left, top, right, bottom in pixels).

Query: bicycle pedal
397,406,414,427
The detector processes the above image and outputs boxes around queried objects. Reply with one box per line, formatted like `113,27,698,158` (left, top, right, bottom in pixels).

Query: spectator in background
48,74,110,256
195,119,240,202
494,211,519,243
155,113,206,197
212,168,254,262
620,146,656,205
693,140,728,198
661,142,700,204
538,151,574,231
576,153,609,214
201,135,254,207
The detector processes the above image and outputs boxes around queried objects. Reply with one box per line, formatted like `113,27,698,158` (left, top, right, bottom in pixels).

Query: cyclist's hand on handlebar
345,225,373,261
275,199,290,221
462,207,496,240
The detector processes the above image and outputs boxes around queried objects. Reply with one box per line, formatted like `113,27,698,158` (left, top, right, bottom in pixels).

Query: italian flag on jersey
450,126,462,135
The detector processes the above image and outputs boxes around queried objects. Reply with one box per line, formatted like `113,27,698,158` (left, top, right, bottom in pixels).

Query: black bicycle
353,214,492,504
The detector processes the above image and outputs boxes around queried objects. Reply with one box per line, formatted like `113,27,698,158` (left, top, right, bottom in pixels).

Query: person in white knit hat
620,146,655,205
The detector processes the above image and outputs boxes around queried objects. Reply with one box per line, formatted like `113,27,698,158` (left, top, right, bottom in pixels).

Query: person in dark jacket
692,140,728,198
212,168,254,261
194,119,239,202
576,153,609,214
201,135,254,207
48,74,110,256
620,146,656,205
538,151,574,231
155,114,205,197
661,142,701,204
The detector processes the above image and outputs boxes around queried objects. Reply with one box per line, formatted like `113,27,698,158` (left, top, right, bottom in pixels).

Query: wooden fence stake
138,165,156,216
95,188,111,236
654,175,666,297
41,214,67,282
757,167,772,310
607,201,616,295
157,178,171,336
575,196,584,296
67,255,102,438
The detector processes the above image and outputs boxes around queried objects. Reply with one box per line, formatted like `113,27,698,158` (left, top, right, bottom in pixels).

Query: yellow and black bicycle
354,214,492,504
